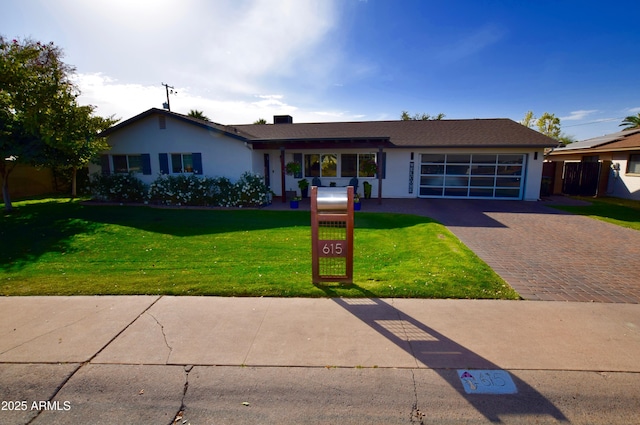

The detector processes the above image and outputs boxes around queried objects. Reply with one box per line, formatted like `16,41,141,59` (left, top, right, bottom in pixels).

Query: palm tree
188,109,210,122
620,113,640,130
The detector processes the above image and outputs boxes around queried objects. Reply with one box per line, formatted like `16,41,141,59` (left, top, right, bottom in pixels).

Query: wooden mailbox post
311,186,354,284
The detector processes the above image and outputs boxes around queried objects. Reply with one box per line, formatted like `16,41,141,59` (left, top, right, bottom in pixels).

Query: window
321,154,337,177
304,153,337,177
341,153,377,177
112,154,147,174
627,154,640,174
160,152,202,175
341,154,358,177
171,153,194,173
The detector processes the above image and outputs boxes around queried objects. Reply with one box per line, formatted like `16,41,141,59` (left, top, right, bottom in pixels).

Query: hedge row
90,172,270,207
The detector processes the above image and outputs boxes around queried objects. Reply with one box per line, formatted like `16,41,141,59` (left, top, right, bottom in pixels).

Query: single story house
93,108,558,201
546,128,640,200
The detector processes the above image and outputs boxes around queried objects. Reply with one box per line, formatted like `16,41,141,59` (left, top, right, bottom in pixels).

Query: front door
263,153,271,188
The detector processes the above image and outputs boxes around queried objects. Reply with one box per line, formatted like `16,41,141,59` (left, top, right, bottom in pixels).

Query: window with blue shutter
381,152,387,179
141,154,152,175
192,153,203,175
159,153,169,174
100,155,110,175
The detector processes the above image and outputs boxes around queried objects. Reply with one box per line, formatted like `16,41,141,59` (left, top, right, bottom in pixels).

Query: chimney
274,115,293,124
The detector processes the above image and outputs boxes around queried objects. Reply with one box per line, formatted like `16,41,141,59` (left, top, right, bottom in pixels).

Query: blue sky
3,0,639,140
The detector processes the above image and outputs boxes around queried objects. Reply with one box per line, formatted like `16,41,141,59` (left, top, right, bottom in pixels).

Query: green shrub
90,173,147,203
233,172,269,207
91,172,269,208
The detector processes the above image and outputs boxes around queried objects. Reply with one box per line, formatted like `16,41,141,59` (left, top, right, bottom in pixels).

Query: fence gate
562,162,600,196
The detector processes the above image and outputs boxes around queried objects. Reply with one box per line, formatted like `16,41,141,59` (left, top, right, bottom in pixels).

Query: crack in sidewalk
147,312,173,364
171,365,192,425
409,369,425,424
25,296,164,425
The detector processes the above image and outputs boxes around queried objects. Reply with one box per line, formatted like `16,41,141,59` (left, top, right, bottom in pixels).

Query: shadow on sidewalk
330,292,568,423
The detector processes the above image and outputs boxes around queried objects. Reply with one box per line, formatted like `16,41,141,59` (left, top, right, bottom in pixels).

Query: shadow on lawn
0,201,438,270
0,200,101,271
322,285,567,423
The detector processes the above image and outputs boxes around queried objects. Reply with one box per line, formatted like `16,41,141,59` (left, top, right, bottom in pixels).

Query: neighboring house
93,108,557,201
546,129,640,200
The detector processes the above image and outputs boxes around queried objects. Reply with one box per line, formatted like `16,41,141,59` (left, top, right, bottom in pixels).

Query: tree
620,113,640,130
400,111,446,121
521,110,535,128
46,103,118,197
536,112,561,139
1,36,77,210
557,134,576,146
188,109,210,121
253,118,267,124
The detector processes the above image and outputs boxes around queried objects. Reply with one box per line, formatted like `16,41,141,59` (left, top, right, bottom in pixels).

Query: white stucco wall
609,153,640,200
90,114,253,184
265,147,544,200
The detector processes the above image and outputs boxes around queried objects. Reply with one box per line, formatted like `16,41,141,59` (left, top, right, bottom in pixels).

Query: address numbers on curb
457,370,518,394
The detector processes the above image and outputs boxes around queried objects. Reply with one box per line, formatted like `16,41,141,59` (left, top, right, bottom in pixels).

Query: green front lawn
0,198,518,299
551,196,640,231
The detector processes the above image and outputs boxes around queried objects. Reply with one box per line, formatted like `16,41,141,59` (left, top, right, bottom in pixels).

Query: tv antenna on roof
161,82,177,111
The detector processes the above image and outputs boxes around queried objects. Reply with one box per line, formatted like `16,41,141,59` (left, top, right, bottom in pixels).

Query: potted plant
363,181,372,199
290,196,301,209
298,178,309,198
353,194,361,211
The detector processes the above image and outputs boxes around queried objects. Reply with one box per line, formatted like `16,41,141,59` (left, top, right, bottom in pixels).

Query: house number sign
318,240,346,257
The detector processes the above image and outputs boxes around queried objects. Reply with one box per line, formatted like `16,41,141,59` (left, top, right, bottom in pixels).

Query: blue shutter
381,152,387,179
100,155,110,175
192,153,203,175
141,154,151,175
159,153,169,174
293,153,302,178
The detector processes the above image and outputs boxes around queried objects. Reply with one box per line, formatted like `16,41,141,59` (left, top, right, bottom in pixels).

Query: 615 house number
319,241,346,257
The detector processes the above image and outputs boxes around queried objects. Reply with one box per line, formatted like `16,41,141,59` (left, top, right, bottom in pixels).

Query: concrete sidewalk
1,296,639,424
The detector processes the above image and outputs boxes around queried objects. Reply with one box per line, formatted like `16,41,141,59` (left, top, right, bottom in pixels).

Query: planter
363,182,372,199
290,200,299,209
354,201,361,211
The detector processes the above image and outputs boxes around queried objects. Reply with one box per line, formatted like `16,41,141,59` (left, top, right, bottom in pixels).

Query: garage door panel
419,153,525,199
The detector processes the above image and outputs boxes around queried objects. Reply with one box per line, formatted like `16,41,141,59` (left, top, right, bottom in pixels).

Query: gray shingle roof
102,109,558,149
234,118,557,148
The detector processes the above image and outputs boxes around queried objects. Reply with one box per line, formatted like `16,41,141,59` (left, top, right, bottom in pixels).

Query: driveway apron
347,198,640,303
409,199,640,303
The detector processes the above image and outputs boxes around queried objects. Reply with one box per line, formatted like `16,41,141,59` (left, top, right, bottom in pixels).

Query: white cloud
626,106,640,114
560,110,599,121
66,0,343,123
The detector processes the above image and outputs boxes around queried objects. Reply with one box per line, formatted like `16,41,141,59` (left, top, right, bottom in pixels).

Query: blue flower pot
290,200,299,209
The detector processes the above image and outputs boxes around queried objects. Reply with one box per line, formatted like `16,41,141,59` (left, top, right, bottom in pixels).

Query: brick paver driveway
363,197,640,303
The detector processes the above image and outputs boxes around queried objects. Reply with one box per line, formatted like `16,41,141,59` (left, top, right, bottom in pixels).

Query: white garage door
419,153,525,199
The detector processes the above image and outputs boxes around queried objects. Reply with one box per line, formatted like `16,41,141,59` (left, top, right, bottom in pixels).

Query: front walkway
266,197,640,303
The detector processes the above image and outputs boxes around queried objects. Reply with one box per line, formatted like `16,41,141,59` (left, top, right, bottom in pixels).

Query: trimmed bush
90,173,147,203
91,172,270,208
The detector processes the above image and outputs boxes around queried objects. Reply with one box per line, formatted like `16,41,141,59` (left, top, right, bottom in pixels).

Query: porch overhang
250,137,393,150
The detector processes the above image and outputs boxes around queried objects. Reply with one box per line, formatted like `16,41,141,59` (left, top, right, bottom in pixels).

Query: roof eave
99,108,251,142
